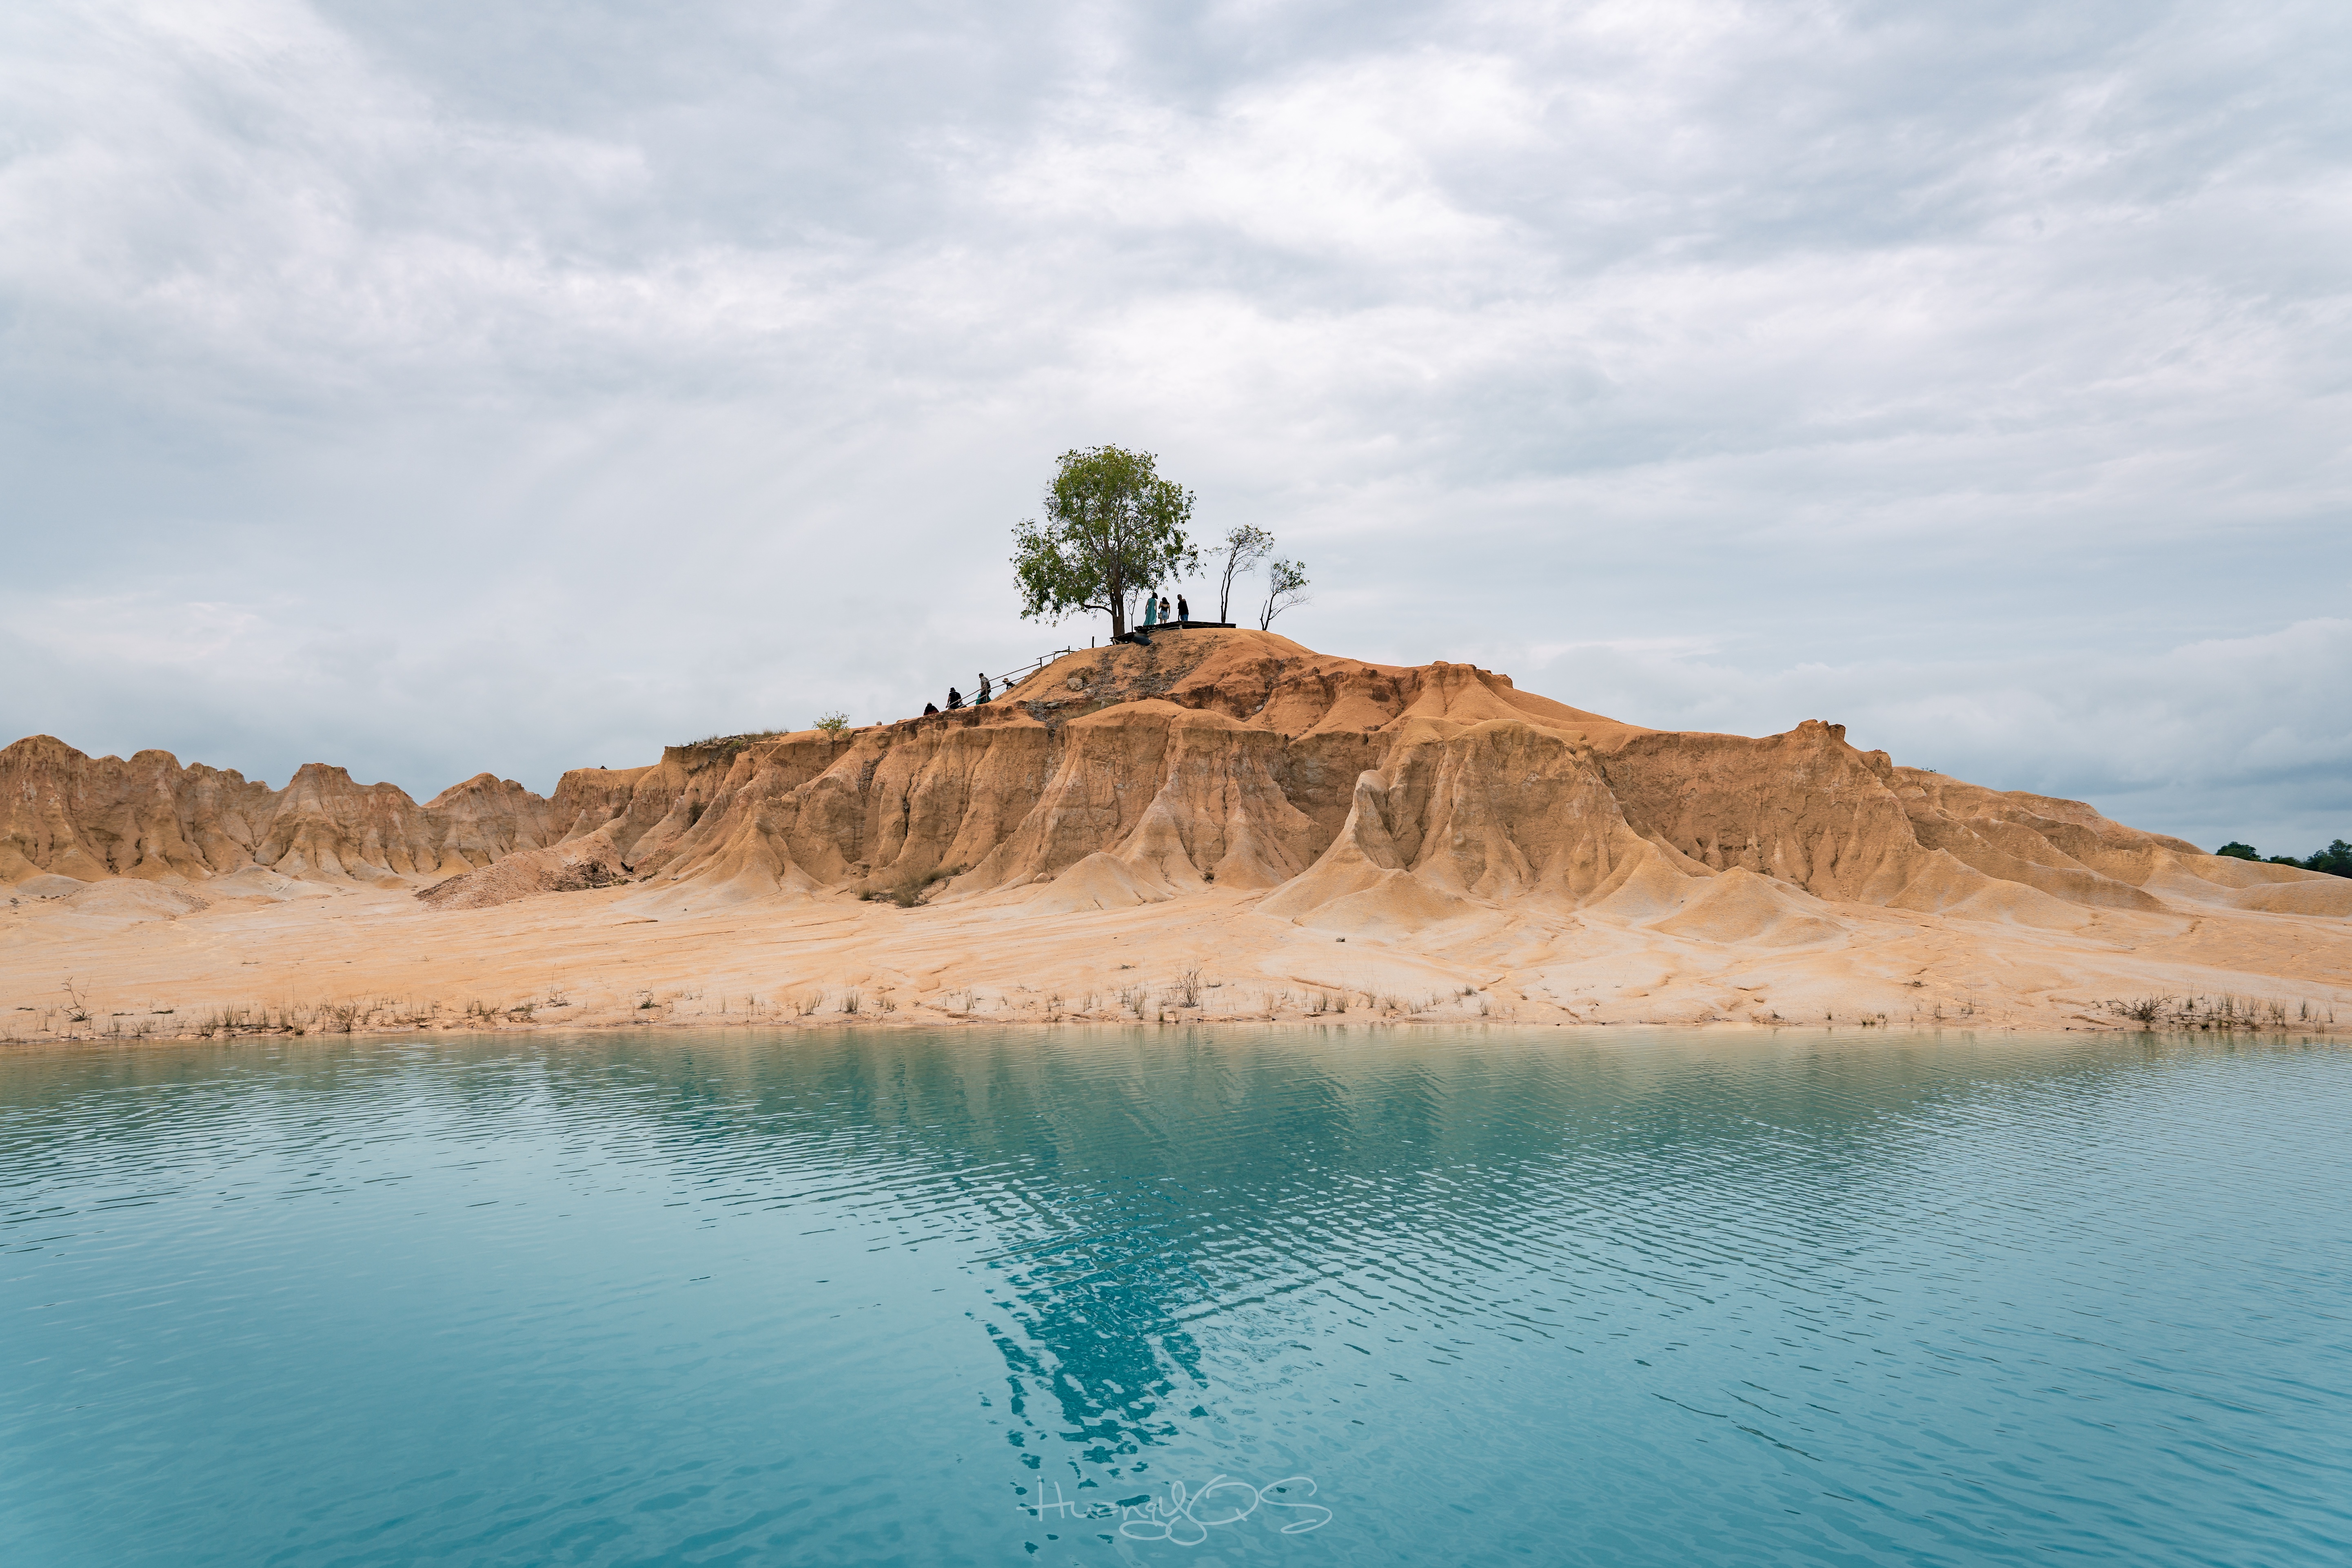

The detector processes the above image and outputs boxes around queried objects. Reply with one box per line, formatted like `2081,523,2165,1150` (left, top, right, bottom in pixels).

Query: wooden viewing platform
1110,620,1236,643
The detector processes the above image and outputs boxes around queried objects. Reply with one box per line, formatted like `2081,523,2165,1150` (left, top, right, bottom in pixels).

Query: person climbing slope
945,686,963,711
977,672,992,704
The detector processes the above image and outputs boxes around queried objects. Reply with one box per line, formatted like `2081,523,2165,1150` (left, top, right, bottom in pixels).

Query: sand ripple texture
4,1027,2350,1566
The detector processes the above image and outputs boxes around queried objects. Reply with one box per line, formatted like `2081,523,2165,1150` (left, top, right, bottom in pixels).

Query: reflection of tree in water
3,1025,2236,1466
981,1202,1214,1464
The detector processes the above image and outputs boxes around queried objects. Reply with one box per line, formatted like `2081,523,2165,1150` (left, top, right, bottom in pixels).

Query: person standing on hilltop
1160,595,1172,625
946,686,963,711
1136,590,1158,646
977,672,992,704
1176,594,1190,621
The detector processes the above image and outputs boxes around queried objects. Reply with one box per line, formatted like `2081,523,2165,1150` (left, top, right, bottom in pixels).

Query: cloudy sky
3,0,2346,853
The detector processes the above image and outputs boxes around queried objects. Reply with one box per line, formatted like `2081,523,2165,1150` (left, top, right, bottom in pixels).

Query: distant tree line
2216,838,2352,877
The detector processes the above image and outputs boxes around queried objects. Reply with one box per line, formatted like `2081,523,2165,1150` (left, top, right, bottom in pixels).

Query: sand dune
5,630,2347,1041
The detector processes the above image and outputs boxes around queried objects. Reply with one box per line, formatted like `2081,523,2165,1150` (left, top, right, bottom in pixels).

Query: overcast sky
3,0,2346,854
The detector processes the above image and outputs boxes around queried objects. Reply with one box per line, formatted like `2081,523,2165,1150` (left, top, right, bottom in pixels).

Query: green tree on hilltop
1012,446,1197,641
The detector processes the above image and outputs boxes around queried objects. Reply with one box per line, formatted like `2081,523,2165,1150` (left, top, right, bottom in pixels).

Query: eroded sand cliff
6,630,2348,1039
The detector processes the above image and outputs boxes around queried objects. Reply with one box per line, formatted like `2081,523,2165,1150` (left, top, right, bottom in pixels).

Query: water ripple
4,1028,2350,1565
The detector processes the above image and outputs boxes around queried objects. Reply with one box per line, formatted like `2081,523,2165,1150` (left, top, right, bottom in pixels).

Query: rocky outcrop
0,739,566,886
9,630,2348,927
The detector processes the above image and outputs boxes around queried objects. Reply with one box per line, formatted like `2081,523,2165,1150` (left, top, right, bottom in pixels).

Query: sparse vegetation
1174,968,1203,1008
2101,993,2323,1030
678,730,784,757
858,862,964,908
815,712,850,735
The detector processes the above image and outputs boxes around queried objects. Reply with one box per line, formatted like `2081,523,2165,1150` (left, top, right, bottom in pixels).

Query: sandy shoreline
10,872,2344,1049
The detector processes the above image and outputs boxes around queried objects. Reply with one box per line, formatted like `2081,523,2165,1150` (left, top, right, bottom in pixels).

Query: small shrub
839,989,861,1015
1174,968,1203,1008
814,712,850,735
1120,985,1149,1017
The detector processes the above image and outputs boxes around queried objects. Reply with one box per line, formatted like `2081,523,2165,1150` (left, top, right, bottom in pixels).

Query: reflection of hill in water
0,1026,2291,1462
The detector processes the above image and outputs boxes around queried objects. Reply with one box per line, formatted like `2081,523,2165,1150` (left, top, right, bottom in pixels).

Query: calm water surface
4,1027,2349,1566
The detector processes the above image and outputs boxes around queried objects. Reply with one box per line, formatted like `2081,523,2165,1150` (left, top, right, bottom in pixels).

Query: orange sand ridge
6,630,2347,1041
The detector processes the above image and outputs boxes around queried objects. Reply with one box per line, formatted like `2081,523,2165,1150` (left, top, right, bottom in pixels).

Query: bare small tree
1214,525,1273,623
1258,558,1309,630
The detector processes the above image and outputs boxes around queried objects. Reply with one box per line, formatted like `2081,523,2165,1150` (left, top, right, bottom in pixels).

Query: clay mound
1283,870,1488,940
8,873,87,900
1651,868,1844,948
201,867,325,902
1024,852,1172,914
2229,879,2352,917
418,836,632,912
53,880,210,922
1585,840,1715,920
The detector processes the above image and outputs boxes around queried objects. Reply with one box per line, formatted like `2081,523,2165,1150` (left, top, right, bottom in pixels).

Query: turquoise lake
4,1026,2349,1566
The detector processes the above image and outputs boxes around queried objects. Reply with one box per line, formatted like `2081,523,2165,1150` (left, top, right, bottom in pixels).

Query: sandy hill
5,629,2348,1040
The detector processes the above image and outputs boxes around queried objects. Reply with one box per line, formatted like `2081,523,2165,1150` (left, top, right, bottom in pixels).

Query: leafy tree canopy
1011,446,1197,639
2216,841,2259,860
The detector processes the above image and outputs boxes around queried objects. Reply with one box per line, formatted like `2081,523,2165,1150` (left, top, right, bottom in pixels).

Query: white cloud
0,0,2345,853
